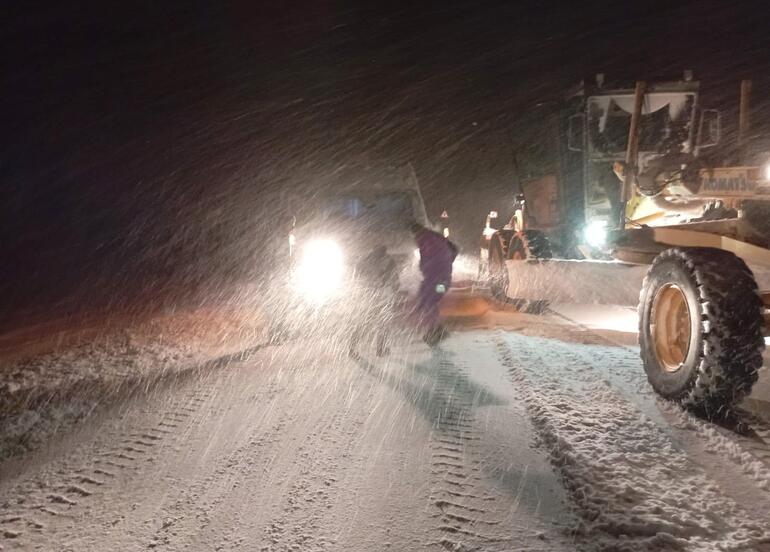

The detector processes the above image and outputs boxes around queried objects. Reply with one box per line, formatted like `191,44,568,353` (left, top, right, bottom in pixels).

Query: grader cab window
587,93,695,156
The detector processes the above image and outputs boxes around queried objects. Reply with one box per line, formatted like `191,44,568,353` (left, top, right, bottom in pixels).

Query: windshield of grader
587,92,696,157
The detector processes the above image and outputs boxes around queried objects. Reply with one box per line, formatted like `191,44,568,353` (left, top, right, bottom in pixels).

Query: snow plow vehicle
481,74,770,415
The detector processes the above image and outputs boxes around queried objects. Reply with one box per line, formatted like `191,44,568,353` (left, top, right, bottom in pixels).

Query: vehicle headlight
293,239,345,305
584,220,608,248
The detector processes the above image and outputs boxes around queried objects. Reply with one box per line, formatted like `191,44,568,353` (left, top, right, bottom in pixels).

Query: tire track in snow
145,408,292,551
258,407,365,552
494,331,770,552
654,401,770,495
0,384,217,550
423,356,511,552
558,316,770,491
145,352,372,552
551,337,770,525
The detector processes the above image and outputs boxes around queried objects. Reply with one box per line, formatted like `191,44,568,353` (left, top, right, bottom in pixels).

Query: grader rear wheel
485,229,553,313
508,230,553,261
488,234,509,300
639,247,764,416
505,230,552,314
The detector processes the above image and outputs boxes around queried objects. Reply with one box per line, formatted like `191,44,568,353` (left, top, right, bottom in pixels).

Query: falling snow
3,2,770,550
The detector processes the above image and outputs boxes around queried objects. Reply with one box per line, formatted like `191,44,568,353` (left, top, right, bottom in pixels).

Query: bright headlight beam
293,238,345,305
585,221,608,249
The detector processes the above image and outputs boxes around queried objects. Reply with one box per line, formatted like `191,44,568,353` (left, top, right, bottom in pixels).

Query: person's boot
423,327,439,346
423,325,448,346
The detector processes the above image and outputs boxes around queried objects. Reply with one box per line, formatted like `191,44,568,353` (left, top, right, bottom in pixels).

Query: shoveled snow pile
494,332,770,551
0,307,266,459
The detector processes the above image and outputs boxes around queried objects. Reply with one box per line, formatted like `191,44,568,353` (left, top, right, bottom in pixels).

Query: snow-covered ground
0,307,266,460
1,296,770,551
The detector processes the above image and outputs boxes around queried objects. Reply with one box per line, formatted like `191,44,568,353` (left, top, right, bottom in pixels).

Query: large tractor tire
508,229,553,260
638,247,764,416
487,229,552,313
488,232,510,300
507,230,552,314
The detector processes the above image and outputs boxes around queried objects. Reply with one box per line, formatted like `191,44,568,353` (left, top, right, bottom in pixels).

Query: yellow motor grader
483,75,770,415
614,79,769,416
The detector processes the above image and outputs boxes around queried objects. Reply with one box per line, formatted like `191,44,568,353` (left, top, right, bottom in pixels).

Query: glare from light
413,248,421,260
585,220,608,248
294,239,345,305
482,226,496,240
764,162,770,181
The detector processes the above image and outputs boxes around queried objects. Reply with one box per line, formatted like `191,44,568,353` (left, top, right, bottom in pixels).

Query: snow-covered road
2,316,770,551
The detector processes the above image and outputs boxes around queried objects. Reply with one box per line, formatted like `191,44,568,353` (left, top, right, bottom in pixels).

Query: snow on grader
480,73,770,416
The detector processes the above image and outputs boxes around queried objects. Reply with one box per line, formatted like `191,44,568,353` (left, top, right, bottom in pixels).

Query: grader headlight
585,220,608,248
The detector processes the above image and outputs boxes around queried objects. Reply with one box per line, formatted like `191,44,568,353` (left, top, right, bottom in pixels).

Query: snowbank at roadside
0,307,266,460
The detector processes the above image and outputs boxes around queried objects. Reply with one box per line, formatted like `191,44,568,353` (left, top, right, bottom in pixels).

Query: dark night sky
3,0,770,315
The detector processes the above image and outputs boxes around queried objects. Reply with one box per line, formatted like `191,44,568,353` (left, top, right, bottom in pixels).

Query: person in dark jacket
410,222,458,344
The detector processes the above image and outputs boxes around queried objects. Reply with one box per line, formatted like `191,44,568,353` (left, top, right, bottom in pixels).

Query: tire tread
639,247,764,415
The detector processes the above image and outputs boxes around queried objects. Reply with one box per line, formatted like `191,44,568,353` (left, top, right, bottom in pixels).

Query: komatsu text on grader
481,74,770,415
